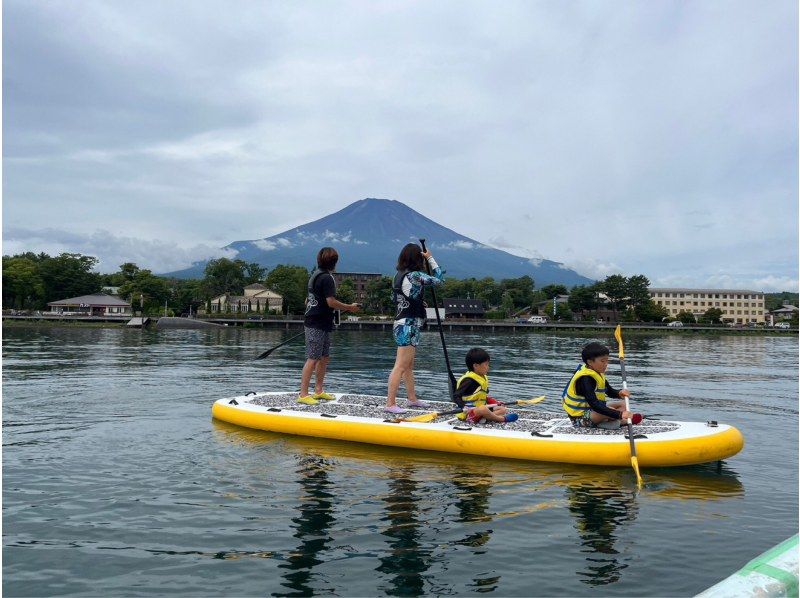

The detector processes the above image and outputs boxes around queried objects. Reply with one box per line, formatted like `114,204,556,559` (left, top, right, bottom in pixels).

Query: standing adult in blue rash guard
385,243,444,414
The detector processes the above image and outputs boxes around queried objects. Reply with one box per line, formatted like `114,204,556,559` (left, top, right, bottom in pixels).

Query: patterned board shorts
305,326,331,359
392,317,424,347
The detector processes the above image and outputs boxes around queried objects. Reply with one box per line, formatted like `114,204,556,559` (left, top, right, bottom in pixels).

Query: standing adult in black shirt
298,247,359,404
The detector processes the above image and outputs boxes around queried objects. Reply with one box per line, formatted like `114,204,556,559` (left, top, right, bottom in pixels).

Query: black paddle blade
254,349,274,360
253,331,305,360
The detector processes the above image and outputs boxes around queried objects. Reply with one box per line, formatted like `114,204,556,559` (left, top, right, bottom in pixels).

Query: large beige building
648,288,765,325
206,284,283,314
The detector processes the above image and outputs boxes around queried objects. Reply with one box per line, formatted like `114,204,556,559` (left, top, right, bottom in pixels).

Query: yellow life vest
562,364,607,417
455,371,489,420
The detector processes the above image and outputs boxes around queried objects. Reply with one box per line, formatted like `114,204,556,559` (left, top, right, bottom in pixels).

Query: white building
207,283,283,314
649,288,765,325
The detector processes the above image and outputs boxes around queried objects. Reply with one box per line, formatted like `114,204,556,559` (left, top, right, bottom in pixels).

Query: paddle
419,238,458,402
254,331,305,360
400,395,546,423
614,325,644,488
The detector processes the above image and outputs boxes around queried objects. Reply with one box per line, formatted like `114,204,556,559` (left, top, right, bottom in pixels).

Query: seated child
454,348,518,424
562,342,642,429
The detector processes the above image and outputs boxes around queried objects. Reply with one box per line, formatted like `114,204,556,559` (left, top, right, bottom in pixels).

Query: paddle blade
254,349,272,360
404,411,442,423
614,325,625,359
631,455,643,488
516,395,546,406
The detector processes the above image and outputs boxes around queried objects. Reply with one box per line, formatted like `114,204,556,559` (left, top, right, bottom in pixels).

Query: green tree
202,258,248,298
243,262,267,285
337,278,356,304
540,284,568,300
626,275,651,308
676,310,696,324
364,276,394,314
568,285,599,317
265,265,309,314
554,302,573,320
599,275,628,316
474,277,501,308
501,276,535,308
699,307,723,325
500,292,515,316
634,299,669,322
765,292,799,311
2,256,45,309
38,253,102,303
168,278,204,315
119,269,171,315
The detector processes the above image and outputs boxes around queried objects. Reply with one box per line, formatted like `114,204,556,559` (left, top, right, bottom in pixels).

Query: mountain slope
166,198,593,286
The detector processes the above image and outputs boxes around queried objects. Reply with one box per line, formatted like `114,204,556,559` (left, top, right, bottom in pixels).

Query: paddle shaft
419,239,457,400
618,357,640,463
254,331,305,360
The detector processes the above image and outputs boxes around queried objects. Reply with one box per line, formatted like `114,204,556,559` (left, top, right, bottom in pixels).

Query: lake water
3,325,798,596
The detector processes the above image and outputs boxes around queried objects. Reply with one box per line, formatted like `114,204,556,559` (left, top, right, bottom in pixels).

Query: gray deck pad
243,393,679,436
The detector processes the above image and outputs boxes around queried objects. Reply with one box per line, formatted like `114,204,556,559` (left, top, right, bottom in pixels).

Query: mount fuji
166,198,593,286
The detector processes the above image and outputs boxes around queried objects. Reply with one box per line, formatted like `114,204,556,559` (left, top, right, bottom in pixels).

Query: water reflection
212,422,745,591
566,481,637,586
275,454,336,597
375,465,432,596
451,471,498,592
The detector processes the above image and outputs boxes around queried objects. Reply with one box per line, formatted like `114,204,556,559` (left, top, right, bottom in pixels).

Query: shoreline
3,315,795,335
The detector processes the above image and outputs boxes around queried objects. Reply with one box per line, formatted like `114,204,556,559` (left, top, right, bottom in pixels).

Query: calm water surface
3,326,798,596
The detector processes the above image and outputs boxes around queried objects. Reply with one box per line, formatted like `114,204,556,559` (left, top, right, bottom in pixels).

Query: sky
3,1,798,291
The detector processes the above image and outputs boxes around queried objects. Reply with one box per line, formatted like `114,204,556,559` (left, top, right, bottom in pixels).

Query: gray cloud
3,226,236,273
3,1,797,291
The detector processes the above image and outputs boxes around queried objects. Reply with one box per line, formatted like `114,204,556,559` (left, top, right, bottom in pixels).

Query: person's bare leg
300,358,319,397
387,347,415,407
314,356,330,394
402,366,417,402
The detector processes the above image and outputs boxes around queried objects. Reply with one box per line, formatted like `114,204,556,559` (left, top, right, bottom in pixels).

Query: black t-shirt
305,272,336,331
574,376,622,419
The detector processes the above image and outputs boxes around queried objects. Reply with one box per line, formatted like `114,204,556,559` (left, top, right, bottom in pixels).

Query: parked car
774,322,791,329
667,321,684,327
527,315,548,324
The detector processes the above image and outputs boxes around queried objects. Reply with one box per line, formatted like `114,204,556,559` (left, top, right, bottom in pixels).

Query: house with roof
769,304,798,322
206,283,284,314
48,294,132,316
443,298,485,319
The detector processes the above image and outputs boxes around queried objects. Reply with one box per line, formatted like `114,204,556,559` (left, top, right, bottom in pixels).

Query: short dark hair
396,243,424,272
317,247,339,271
465,347,490,371
581,342,609,363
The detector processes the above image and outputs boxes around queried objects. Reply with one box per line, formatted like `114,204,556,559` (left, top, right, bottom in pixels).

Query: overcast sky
4,1,798,291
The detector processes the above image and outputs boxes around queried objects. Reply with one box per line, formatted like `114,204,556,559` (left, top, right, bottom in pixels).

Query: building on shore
648,288,765,325
204,284,284,314
331,272,382,303
768,304,798,325
443,298,485,319
48,294,132,316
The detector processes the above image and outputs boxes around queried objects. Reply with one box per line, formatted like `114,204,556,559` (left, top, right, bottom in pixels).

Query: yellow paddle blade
403,411,445,423
631,455,643,488
614,325,625,359
516,395,546,406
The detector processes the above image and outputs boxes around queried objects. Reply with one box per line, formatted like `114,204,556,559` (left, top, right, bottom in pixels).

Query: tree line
4,251,790,323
